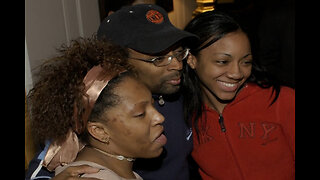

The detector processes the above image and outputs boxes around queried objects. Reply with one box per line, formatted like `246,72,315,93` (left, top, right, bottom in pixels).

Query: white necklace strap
91,147,135,162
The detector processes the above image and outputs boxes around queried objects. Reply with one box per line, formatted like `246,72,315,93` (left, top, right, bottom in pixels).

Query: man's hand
52,165,100,180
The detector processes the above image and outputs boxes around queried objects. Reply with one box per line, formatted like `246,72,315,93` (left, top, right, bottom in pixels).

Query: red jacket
192,83,295,180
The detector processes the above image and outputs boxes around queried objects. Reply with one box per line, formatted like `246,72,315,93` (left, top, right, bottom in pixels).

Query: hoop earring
103,136,110,144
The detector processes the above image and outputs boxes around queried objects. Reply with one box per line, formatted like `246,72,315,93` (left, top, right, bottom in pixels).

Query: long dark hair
182,10,281,139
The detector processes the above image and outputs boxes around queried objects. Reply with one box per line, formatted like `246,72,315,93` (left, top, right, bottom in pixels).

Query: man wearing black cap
97,4,199,180
26,4,199,180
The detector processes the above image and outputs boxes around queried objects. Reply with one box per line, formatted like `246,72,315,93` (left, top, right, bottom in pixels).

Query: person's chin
160,85,180,95
216,92,237,102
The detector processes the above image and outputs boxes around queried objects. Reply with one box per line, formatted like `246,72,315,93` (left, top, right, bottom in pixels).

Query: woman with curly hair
27,36,167,179
182,10,295,180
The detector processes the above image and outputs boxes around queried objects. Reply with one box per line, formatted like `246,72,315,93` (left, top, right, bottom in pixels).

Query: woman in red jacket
182,10,294,180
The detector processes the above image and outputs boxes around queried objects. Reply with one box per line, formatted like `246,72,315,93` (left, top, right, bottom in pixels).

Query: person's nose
151,109,165,126
167,56,183,71
227,63,244,80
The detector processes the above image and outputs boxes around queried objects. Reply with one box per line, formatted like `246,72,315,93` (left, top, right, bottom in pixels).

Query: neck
79,146,136,179
90,147,135,162
201,86,227,114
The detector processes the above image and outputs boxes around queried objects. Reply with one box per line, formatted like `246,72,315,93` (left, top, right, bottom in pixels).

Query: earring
102,136,110,144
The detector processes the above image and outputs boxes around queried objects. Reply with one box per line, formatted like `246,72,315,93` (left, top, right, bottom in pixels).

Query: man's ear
187,54,197,69
87,122,110,144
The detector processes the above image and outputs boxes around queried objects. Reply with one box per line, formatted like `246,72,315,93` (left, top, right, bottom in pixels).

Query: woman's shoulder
280,85,295,94
278,86,295,104
247,83,294,94
56,161,143,180
55,161,104,177
243,83,294,104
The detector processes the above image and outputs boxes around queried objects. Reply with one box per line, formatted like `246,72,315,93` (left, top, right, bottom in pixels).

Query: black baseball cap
97,4,198,54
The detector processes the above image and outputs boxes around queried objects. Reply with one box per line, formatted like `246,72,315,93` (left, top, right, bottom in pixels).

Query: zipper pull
158,95,165,106
218,114,226,132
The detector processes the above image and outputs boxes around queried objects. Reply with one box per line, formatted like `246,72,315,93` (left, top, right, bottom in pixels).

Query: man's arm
25,148,100,180
26,148,54,180
52,165,100,180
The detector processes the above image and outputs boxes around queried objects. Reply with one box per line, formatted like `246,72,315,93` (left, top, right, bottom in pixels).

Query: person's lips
217,80,240,92
165,73,182,86
153,128,167,146
164,72,182,86
167,78,181,85
154,133,167,146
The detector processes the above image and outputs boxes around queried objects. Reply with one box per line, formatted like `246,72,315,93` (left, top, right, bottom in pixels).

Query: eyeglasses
129,48,190,67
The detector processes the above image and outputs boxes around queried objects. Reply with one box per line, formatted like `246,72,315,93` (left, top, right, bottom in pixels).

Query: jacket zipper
219,112,245,179
224,132,245,179
218,114,226,132
219,113,245,179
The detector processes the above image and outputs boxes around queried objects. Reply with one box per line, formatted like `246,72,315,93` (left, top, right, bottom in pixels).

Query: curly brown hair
27,35,131,145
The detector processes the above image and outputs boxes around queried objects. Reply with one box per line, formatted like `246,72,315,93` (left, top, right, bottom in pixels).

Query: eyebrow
129,101,148,114
212,53,252,59
132,101,149,109
243,53,252,58
209,52,232,57
241,53,253,61
174,47,183,51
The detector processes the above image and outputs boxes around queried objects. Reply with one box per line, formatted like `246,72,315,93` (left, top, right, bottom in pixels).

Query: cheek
196,63,221,82
242,66,252,80
138,71,162,90
108,119,131,140
119,121,133,136
117,120,151,144
246,67,252,77
110,120,152,155
131,62,164,87
132,124,151,145
126,128,154,156
108,114,134,138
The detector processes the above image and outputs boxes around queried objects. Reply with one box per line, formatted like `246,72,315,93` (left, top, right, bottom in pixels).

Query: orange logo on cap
146,10,164,24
